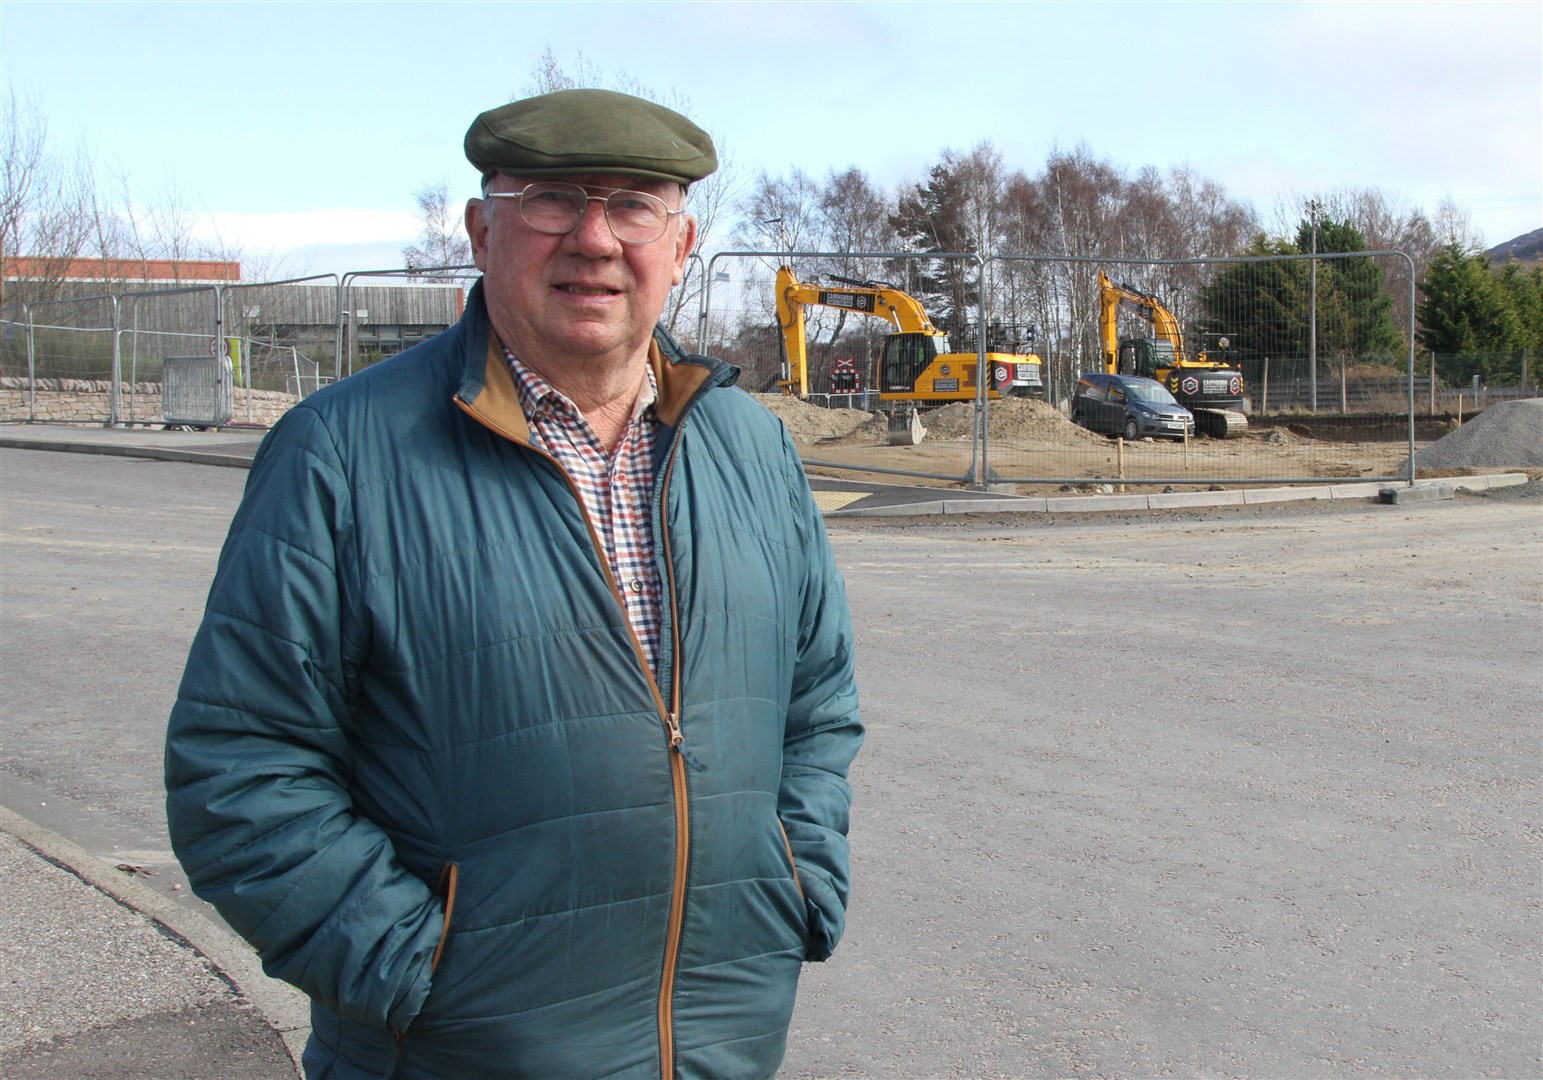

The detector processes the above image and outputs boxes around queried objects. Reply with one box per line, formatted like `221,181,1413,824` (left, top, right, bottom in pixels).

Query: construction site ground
758,395,1533,497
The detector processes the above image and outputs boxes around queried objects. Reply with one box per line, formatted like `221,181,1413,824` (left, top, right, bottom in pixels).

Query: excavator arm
1097,270,1186,371
776,264,942,396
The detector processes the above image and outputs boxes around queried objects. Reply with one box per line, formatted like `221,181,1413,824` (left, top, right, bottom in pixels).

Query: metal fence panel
161,356,234,427
978,252,1419,487
5,251,1460,495
696,249,1425,489
336,268,476,379
2,295,120,424
115,286,222,425
220,275,342,421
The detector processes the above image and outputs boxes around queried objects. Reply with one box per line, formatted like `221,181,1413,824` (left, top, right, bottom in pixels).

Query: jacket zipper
654,440,688,1080
457,370,720,1080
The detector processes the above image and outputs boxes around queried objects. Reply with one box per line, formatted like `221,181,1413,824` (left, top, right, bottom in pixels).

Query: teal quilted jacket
165,283,862,1079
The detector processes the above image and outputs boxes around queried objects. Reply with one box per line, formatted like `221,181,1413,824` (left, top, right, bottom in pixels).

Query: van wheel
1123,417,1140,442
1070,409,1084,428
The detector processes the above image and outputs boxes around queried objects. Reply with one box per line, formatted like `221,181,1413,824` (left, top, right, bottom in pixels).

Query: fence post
697,253,717,360
23,302,37,423
334,277,348,383
108,296,122,427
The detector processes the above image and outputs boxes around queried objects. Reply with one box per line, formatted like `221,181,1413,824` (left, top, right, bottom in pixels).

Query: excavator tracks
1195,409,1248,439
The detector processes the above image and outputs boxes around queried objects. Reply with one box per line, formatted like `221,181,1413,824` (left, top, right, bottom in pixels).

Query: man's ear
466,199,491,272
672,215,697,286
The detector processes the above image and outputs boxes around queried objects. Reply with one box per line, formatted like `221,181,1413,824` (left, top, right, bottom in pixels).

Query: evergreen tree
890,159,976,334
1196,220,1402,375
1294,219,1403,361
1196,236,1309,367
1417,243,1522,384
1495,261,1543,353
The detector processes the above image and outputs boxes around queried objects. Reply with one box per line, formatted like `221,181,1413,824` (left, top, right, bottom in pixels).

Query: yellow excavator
776,265,1043,442
1097,270,1248,438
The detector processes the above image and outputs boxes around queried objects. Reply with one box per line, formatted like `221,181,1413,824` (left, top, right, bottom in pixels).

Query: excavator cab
1118,338,1176,381
880,332,944,393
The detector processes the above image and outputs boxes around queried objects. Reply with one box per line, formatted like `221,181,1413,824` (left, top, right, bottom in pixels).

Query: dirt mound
755,394,1108,447
922,398,1108,445
1409,398,1543,469
753,394,885,443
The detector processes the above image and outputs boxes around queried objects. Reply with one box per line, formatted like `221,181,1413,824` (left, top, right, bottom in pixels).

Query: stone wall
0,377,298,428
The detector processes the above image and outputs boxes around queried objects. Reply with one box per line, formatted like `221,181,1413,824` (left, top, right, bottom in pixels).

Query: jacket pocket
388,862,459,1062
430,861,459,973
776,819,805,902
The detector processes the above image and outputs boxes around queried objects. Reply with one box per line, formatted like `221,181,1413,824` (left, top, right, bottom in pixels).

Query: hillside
1486,227,1543,266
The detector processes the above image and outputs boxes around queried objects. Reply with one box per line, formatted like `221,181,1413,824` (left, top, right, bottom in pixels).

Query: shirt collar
503,344,657,426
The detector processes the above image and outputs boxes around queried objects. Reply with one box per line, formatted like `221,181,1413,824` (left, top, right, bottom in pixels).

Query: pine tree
1417,243,1523,385
1294,220,1402,361
890,161,976,335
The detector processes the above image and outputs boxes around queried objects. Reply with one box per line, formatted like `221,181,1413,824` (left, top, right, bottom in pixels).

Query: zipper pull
667,713,707,773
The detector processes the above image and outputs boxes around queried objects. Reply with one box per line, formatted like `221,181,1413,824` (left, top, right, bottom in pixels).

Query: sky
3,0,1539,279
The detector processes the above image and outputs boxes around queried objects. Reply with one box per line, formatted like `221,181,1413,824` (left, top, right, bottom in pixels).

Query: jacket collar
454,279,738,444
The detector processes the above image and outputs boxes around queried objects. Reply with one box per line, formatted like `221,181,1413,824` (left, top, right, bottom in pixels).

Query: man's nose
568,196,619,252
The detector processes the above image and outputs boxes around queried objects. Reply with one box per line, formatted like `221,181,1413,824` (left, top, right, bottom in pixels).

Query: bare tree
0,88,47,292
664,145,741,342
522,47,605,96
1,88,96,306
104,172,207,284
403,182,472,280
1431,198,1480,250
818,167,895,259
998,145,1128,374
734,168,824,257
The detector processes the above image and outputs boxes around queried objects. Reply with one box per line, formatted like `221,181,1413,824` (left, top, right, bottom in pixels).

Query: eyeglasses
484,182,686,245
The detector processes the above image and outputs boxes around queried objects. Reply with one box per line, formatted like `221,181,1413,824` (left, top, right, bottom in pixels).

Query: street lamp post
762,217,790,263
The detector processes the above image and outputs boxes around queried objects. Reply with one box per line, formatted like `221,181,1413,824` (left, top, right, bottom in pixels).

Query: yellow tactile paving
812,490,870,512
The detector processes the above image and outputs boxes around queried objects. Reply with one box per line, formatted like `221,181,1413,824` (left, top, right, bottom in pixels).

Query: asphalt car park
2,441,1538,1079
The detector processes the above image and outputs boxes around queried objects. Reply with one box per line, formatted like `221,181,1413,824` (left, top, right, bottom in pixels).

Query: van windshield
1124,382,1178,406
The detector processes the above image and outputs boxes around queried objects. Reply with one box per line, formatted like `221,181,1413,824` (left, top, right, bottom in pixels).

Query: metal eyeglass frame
483,182,686,245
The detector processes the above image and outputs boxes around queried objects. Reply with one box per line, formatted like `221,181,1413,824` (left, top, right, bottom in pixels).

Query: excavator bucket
886,406,928,446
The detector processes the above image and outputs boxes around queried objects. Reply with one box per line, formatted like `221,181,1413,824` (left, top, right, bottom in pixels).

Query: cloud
203,209,420,252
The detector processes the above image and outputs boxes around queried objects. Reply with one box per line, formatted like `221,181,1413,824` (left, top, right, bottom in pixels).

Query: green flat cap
465,88,717,185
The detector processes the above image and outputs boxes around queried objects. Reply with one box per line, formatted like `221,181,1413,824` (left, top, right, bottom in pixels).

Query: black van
1071,373,1195,441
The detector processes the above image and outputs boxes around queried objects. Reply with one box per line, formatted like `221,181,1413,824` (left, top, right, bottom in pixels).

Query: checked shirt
505,347,663,675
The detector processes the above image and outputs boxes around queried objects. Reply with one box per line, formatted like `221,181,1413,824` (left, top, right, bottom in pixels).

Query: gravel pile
1410,398,1543,469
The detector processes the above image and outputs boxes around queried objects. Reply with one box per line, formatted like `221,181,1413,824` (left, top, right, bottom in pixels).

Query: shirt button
629,578,643,592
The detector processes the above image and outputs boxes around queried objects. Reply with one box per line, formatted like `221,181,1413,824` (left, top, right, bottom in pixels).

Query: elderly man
166,89,862,1080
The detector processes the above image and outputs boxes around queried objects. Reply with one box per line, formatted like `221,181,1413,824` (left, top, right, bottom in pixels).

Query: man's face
466,173,696,377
